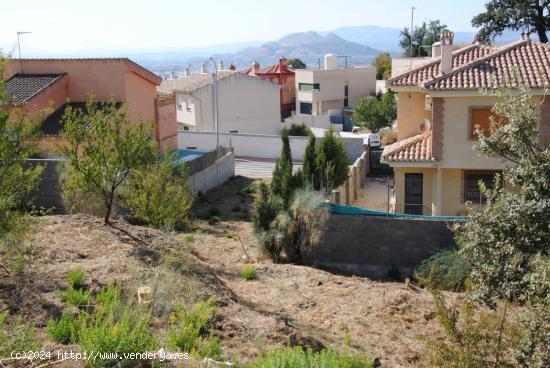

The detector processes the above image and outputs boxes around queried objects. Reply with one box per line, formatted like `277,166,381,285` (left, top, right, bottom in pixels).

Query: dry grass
1,177,458,367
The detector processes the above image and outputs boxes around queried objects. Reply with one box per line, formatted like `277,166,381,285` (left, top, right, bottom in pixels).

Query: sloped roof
157,71,236,94
242,63,295,76
381,131,434,162
423,41,550,90
9,58,162,86
388,44,497,87
4,73,66,105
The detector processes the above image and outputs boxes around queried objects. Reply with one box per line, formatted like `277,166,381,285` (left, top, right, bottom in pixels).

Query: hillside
0,177,456,368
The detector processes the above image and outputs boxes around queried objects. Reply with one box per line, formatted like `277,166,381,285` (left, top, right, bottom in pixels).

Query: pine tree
302,132,318,189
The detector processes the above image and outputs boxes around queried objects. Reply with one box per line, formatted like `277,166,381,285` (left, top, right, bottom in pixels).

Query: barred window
463,170,500,203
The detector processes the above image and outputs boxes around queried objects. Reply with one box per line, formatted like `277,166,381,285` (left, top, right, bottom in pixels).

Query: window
300,102,312,115
470,107,498,139
298,83,320,92
344,82,349,108
463,170,501,203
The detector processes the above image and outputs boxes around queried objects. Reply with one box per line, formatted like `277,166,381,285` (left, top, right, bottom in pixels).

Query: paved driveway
235,157,302,178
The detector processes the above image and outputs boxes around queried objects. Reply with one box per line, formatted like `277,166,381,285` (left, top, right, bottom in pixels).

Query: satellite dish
419,119,431,133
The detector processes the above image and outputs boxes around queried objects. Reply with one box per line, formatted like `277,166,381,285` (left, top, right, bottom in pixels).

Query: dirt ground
1,176,455,368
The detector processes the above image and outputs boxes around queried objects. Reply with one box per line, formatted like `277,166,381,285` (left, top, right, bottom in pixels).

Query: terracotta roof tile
381,132,434,162
423,41,550,90
388,44,496,87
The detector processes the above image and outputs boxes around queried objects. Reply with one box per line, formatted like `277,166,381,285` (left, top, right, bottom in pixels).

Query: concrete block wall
304,214,458,279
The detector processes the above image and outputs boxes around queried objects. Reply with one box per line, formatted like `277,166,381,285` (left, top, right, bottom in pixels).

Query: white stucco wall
178,131,364,161
295,66,376,114
176,73,281,135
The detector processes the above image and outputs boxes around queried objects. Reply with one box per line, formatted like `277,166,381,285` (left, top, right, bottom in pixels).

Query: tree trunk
104,195,113,224
536,27,548,43
535,5,549,43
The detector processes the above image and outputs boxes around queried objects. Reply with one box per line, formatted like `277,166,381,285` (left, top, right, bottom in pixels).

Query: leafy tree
315,129,349,191
400,20,449,57
0,56,43,276
302,132,318,189
121,157,193,231
472,0,550,43
372,52,392,80
352,91,396,133
61,98,156,224
287,58,306,69
455,83,550,366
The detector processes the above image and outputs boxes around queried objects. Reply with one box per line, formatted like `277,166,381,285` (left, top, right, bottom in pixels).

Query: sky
0,0,488,53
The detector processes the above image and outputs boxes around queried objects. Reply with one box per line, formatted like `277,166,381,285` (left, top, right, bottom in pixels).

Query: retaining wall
188,150,235,194
304,213,457,279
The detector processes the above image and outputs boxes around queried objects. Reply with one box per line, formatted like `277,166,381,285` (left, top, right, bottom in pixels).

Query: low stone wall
304,213,458,279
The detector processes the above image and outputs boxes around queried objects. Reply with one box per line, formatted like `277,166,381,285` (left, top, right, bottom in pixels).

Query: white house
286,54,376,130
158,69,281,135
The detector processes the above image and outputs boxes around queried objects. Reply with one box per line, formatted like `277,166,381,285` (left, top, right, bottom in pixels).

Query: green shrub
208,216,220,225
240,265,257,280
315,129,349,191
198,337,222,359
122,159,193,231
66,268,85,289
61,288,92,308
286,123,311,137
47,312,79,344
167,299,217,354
252,182,283,233
245,347,373,368
415,249,471,291
0,312,40,357
209,207,221,217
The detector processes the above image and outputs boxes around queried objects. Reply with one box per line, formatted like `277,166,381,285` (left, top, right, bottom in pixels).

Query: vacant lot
1,176,454,367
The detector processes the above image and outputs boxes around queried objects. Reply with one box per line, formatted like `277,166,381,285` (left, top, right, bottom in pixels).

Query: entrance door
404,173,423,215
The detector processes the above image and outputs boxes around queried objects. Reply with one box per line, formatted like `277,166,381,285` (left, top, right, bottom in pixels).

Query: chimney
218,60,224,70
229,64,236,71
324,53,337,70
183,66,190,77
431,41,441,58
200,63,208,74
171,70,177,79
252,61,260,70
440,32,454,74
279,57,287,70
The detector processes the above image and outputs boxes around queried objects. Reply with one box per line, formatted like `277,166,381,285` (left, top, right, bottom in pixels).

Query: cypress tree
302,132,318,189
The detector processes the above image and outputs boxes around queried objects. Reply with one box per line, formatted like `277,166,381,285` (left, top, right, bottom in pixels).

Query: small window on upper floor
470,107,500,139
299,83,320,92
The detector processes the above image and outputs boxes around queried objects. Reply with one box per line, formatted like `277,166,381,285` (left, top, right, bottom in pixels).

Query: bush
167,299,218,355
49,284,156,367
66,268,85,289
61,288,92,308
415,249,471,291
47,312,79,344
240,265,257,280
259,190,328,262
0,312,40,357
122,159,193,231
208,216,220,225
380,127,398,145
252,182,284,232
245,347,373,368
286,123,311,137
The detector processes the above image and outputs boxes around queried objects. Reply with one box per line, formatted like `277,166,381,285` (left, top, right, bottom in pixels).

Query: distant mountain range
12,25,529,74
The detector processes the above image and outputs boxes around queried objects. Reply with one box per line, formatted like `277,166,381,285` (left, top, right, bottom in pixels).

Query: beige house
157,69,281,135
287,54,376,129
383,33,550,216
